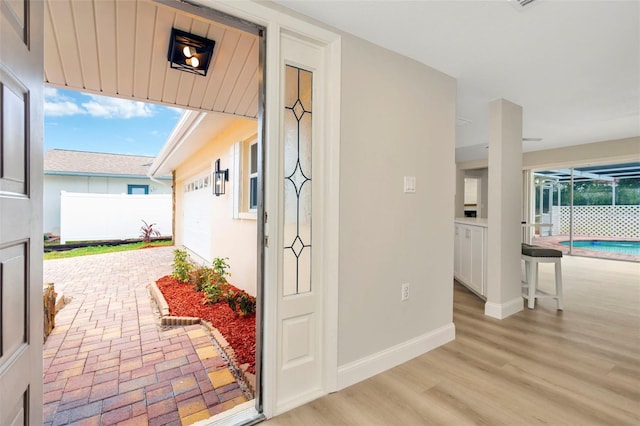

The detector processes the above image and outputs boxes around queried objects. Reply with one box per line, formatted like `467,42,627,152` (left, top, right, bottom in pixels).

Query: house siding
173,118,258,297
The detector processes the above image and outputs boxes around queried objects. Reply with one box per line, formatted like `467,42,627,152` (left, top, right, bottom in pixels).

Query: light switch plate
404,176,416,193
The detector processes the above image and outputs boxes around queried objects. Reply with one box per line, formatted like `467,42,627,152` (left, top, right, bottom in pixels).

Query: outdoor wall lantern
167,28,215,76
214,159,229,196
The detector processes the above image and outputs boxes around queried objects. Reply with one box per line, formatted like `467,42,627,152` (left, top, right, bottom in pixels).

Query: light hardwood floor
266,256,640,425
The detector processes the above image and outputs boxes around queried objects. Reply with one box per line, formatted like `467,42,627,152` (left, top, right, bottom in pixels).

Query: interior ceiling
44,0,259,118
535,162,640,182
275,0,640,161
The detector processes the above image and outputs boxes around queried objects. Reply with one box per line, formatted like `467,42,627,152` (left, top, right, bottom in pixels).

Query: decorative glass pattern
283,65,312,296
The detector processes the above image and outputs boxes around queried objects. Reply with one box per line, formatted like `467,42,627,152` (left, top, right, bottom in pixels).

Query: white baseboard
484,297,523,319
337,323,455,390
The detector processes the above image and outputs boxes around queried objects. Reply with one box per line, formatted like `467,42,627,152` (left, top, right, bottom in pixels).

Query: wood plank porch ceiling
44,0,259,118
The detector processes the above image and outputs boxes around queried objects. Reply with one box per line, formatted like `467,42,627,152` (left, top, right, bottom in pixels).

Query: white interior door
0,0,45,424
275,32,326,412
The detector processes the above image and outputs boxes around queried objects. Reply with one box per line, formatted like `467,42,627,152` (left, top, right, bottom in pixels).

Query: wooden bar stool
521,243,563,310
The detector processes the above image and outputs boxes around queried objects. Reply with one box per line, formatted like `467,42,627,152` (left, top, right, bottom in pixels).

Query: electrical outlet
401,283,410,301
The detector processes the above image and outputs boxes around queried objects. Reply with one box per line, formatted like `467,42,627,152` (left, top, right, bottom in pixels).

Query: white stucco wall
43,174,171,235
338,35,456,367
174,118,258,297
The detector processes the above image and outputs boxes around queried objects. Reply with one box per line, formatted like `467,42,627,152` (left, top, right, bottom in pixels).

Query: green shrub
193,265,214,292
172,249,192,283
196,257,255,314
202,257,231,304
225,289,256,316
211,257,230,284
203,281,228,304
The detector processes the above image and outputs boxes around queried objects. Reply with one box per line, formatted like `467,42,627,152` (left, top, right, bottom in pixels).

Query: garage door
183,171,212,262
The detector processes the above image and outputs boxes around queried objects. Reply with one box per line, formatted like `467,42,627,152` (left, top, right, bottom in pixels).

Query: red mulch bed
156,275,256,374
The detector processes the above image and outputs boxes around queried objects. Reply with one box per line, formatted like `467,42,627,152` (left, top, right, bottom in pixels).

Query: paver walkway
43,247,248,426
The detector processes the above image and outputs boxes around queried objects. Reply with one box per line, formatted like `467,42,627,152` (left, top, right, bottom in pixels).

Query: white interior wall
457,137,640,171
522,136,640,170
337,35,456,378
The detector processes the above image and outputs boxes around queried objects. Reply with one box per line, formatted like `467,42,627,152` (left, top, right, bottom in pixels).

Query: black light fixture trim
213,158,229,196
168,28,215,76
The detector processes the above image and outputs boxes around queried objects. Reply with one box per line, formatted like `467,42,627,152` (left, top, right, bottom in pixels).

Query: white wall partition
338,34,456,384
59,192,172,243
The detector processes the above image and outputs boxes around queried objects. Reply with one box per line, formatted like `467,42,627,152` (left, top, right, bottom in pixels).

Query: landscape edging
148,281,255,396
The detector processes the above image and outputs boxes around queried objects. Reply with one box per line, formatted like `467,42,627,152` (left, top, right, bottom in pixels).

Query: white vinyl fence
60,191,172,244
559,205,640,238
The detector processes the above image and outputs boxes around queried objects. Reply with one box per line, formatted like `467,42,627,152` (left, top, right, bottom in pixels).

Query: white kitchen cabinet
454,219,487,297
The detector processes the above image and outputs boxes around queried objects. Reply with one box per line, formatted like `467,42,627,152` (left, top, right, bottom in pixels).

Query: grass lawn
44,240,173,260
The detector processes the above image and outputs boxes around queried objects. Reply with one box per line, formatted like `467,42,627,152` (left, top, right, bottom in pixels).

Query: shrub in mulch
155,275,256,374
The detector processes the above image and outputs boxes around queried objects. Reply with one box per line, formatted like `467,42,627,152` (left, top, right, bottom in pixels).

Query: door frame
195,0,342,417
0,0,45,423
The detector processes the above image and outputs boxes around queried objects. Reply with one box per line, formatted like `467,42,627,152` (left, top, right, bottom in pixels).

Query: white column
485,99,524,319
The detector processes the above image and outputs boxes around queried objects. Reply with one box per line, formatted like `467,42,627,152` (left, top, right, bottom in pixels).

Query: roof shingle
44,149,170,178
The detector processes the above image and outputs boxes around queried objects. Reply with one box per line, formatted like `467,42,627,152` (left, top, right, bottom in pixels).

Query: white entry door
0,0,45,424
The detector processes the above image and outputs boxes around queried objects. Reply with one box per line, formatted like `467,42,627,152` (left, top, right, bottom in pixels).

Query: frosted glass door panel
283,65,312,296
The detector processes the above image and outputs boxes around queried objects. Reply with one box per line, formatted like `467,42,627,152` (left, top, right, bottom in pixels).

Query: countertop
454,217,488,227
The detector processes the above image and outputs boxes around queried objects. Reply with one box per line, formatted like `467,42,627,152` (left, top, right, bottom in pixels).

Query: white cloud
82,96,155,119
44,101,85,116
44,88,156,119
44,88,86,117
44,87,60,98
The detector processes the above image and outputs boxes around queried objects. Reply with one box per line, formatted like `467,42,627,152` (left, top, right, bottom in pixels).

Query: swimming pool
560,240,640,256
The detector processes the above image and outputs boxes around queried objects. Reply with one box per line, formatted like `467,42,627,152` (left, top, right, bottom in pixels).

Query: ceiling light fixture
168,28,215,76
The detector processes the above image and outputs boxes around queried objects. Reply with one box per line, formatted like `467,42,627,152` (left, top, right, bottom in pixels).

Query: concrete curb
149,281,170,317
148,281,255,397
201,320,256,396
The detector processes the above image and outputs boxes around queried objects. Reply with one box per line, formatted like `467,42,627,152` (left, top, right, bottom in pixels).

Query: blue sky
44,88,184,157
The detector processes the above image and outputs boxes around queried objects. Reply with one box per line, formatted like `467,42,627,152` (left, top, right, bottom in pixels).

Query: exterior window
249,142,258,210
231,136,258,219
128,184,149,194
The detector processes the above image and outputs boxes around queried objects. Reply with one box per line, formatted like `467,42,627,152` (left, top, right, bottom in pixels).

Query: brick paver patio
43,247,249,426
